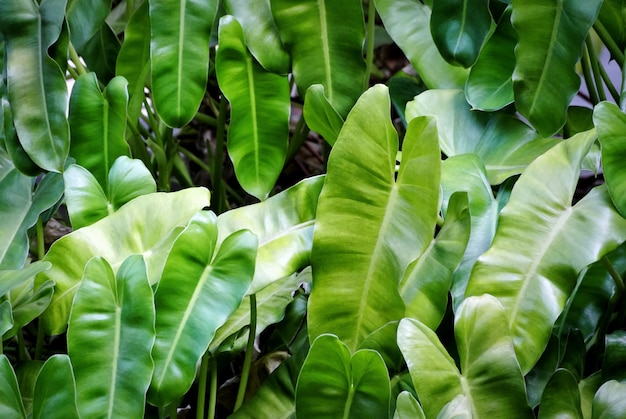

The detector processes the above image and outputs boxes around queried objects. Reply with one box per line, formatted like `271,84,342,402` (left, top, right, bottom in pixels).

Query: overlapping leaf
32,355,78,419
0,355,25,418
303,84,344,146
66,0,111,51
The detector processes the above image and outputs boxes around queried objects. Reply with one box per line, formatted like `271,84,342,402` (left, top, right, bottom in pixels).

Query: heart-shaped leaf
592,380,626,418
393,391,425,419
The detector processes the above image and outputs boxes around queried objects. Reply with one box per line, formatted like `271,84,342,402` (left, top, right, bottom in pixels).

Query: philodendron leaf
602,331,626,383
66,0,111,51
0,262,51,297
68,256,154,419
393,391,425,419
465,129,626,374
2,98,42,177
0,301,13,337
303,84,344,146
295,334,390,418
598,0,626,50
594,101,626,217
5,279,54,340
537,369,583,419
0,0,69,172
149,0,217,127
511,0,603,136
222,0,290,73
309,85,440,352
406,89,559,184
375,0,468,89
430,0,492,68
466,6,516,110
36,187,211,335
32,355,78,419
0,355,26,418
216,16,290,200
398,295,533,418
217,175,324,295
149,211,257,406
68,73,130,189
592,380,626,418
400,192,470,330
271,0,366,117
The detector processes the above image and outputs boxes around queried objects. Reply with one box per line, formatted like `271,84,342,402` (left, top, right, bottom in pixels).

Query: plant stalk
621,48,626,112
585,37,606,102
593,21,625,68
68,43,88,76
233,295,257,412
211,95,228,214
208,356,218,419
581,42,600,105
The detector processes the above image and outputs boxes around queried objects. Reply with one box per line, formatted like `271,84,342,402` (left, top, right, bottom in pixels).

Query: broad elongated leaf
303,84,344,146
2,98,41,177
36,187,211,335
398,295,533,418
406,89,559,184
0,262,50,298
465,130,626,374
68,256,154,418
66,0,111,50
222,0,290,73
217,175,324,295
430,0,492,67
400,192,470,329
466,6,516,110
296,334,390,418
538,369,583,419
68,73,130,189
32,355,78,419
594,101,626,217
0,355,26,418
592,381,626,418
0,0,69,172
149,0,217,127
271,0,366,117
309,85,440,352
216,16,290,200
375,0,468,89
511,0,602,136
149,212,256,406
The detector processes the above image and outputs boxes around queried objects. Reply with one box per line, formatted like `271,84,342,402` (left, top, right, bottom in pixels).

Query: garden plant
1,0,626,417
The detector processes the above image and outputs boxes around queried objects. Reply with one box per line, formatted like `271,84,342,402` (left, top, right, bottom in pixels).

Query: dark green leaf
538,369,583,419
32,355,78,419
602,331,626,383
0,355,26,418
66,0,112,50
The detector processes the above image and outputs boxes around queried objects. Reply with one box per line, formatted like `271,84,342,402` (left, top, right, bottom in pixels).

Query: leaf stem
286,112,310,162
195,112,218,127
620,49,626,112
593,21,625,68
363,0,376,91
211,95,228,214
598,58,620,103
581,43,600,105
196,351,210,419
234,294,257,411
585,37,606,102
208,356,217,419
68,43,88,76
180,147,212,175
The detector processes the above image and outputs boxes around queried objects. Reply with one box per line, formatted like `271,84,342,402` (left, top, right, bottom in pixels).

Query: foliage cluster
1,0,626,418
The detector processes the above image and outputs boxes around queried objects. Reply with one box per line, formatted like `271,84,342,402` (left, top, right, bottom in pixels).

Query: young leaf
36,187,211,335
465,129,626,374
68,256,155,419
375,0,468,89
430,0,492,68
149,0,217,127
309,85,440,352
5,279,55,340
592,380,626,418
295,334,390,418
0,355,26,418
271,0,366,117
216,16,290,200
511,0,603,136
393,391,425,419
32,355,79,419
149,212,257,406
303,84,344,146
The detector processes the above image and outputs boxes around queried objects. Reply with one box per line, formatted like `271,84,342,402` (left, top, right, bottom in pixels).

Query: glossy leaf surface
216,16,290,200
37,187,211,335
430,0,492,67
465,130,626,374
32,355,78,419
303,84,344,146
296,334,390,418
592,380,626,418
309,85,440,352
511,0,602,136
149,212,256,406
149,0,216,127
271,0,366,117
66,0,111,50
537,369,583,419
393,391,425,419
68,256,154,418
602,331,626,383
0,355,26,418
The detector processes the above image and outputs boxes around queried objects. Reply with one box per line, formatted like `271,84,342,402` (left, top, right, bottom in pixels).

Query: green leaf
375,0,468,89
149,212,257,406
598,0,626,50
511,0,602,136
309,85,440,352
0,262,51,298
0,301,13,337
37,187,211,335
465,129,626,374
406,89,560,184
149,0,217,127
594,101,626,217
66,0,111,50
430,0,492,67
0,0,70,172
217,175,324,295
303,84,344,146
222,0,290,73
271,0,366,117
0,355,26,418
398,295,533,418
602,331,626,383
216,16,290,200
393,391,425,419
592,381,626,418
400,192,470,329
69,73,130,189
538,369,583,419
2,98,41,177
296,334,390,418
466,6,516,110
32,355,78,419
80,23,121,84
68,255,154,418
5,279,54,340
